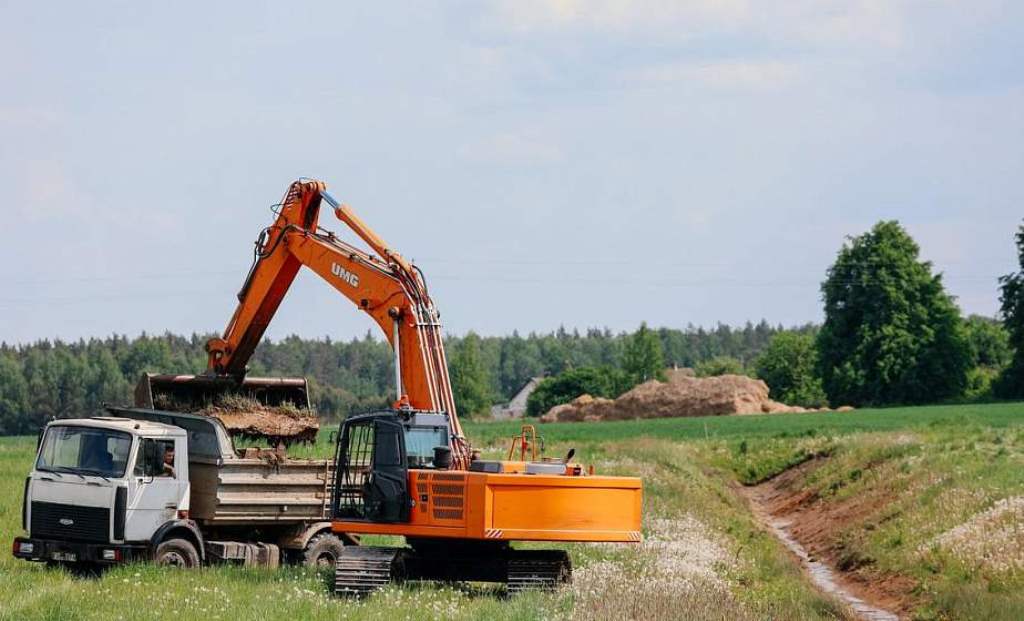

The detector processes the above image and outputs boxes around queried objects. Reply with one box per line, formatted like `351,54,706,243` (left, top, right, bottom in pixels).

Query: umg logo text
331,263,359,288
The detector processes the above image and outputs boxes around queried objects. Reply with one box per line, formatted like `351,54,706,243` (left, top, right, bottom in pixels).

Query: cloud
489,0,916,51
624,59,804,91
492,0,750,37
0,105,62,129
458,132,565,165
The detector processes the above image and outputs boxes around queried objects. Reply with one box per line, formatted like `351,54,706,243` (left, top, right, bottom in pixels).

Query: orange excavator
162,179,642,594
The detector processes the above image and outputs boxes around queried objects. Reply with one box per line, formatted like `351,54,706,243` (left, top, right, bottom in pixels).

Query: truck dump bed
106,406,333,525
190,452,333,524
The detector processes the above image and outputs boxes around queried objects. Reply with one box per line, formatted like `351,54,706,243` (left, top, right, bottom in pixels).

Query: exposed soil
740,459,917,620
541,373,852,422
153,392,320,445
202,404,319,446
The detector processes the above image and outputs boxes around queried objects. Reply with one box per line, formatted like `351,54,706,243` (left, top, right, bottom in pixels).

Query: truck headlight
18,542,34,555
102,549,119,561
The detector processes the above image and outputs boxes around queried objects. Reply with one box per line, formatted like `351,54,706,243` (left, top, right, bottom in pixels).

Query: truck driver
162,444,175,477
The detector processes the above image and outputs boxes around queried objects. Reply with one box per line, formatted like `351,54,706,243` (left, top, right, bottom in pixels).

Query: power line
0,274,1005,309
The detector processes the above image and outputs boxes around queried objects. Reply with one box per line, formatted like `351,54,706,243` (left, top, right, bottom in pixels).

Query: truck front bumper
12,537,148,564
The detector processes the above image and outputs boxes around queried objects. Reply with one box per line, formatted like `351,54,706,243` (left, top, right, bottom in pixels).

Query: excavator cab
330,410,452,524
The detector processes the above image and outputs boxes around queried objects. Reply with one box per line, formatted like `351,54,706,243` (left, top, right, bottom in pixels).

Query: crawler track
333,544,571,597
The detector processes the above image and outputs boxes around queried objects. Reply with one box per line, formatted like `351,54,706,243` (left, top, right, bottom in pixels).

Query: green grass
463,401,1024,447
694,417,1024,619
4,402,1024,619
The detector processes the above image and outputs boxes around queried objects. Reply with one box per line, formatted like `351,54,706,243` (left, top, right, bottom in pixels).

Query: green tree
997,222,1024,397
85,347,131,408
817,221,970,405
497,333,543,398
448,332,492,418
118,335,174,380
958,317,1009,401
0,355,28,435
964,315,1012,369
754,333,828,407
525,367,629,417
694,356,747,377
621,322,665,384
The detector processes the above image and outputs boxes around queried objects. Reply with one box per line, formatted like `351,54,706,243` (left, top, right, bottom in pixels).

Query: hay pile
540,374,846,423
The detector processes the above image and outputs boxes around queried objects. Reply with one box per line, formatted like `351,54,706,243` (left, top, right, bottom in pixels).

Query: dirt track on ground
740,459,914,620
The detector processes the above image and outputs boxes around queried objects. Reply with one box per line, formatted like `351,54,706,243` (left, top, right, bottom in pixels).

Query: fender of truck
150,520,205,561
277,521,358,551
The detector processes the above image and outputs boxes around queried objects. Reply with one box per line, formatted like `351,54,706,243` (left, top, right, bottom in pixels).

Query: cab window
134,438,176,478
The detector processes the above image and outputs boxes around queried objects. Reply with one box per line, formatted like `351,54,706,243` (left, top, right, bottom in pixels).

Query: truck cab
14,417,191,566
15,407,350,570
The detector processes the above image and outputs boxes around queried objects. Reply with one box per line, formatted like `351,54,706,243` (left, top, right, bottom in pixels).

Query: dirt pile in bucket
155,393,319,444
540,373,841,422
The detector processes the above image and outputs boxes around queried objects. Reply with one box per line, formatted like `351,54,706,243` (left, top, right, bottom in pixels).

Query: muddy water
764,515,899,621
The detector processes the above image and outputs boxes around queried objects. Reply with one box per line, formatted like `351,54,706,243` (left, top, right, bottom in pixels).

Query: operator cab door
366,418,409,523
126,437,187,541
333,415,409,523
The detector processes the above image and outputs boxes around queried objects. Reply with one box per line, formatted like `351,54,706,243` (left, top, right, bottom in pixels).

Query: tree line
522,219,1024,417
2,219,1022,433
0,321,804,435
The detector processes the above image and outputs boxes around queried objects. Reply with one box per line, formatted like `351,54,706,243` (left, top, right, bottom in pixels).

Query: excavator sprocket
506,550,573,594
334,546,405,596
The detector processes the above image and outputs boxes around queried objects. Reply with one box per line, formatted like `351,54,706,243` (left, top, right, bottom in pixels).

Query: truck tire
303,533,345,568
154,538,200,568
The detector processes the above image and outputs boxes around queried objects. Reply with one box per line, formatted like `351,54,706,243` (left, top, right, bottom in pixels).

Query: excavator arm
204,179,467,465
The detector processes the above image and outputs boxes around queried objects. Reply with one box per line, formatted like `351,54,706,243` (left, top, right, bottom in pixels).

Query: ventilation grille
417,482,428,514
429,474,465,522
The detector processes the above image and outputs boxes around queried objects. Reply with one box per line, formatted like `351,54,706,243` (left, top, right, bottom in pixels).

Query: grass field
2,402,1023,620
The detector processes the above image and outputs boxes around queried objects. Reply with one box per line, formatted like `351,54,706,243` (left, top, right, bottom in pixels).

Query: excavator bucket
135,374,318,445
135,373,311,410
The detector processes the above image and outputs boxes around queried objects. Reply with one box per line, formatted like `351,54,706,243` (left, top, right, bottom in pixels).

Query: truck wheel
303,534,345,568
154,538,200,568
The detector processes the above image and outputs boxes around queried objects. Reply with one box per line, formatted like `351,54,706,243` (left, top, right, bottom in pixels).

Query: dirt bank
541,373,849,422
740,459,916,620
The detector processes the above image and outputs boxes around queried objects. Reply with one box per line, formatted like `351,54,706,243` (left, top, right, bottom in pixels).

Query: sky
1,1,1022,345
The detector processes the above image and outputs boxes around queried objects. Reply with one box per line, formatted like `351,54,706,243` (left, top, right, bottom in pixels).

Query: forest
3,220,1022,436
0,321,801,435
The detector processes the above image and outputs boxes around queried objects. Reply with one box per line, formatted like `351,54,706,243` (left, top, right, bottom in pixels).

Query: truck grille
31,502,109,543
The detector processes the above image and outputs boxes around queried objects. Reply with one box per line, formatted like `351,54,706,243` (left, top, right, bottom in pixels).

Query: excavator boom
202,179,466,465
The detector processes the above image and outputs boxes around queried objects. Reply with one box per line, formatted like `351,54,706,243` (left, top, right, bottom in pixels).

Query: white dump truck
13,405,351,570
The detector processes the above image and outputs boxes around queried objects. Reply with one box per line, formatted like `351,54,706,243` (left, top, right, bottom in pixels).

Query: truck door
126,437,187,541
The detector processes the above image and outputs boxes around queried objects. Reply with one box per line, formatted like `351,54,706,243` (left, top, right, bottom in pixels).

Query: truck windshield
36,426,133,478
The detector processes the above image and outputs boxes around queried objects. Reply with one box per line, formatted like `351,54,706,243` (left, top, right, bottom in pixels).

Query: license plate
52,551,77,562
